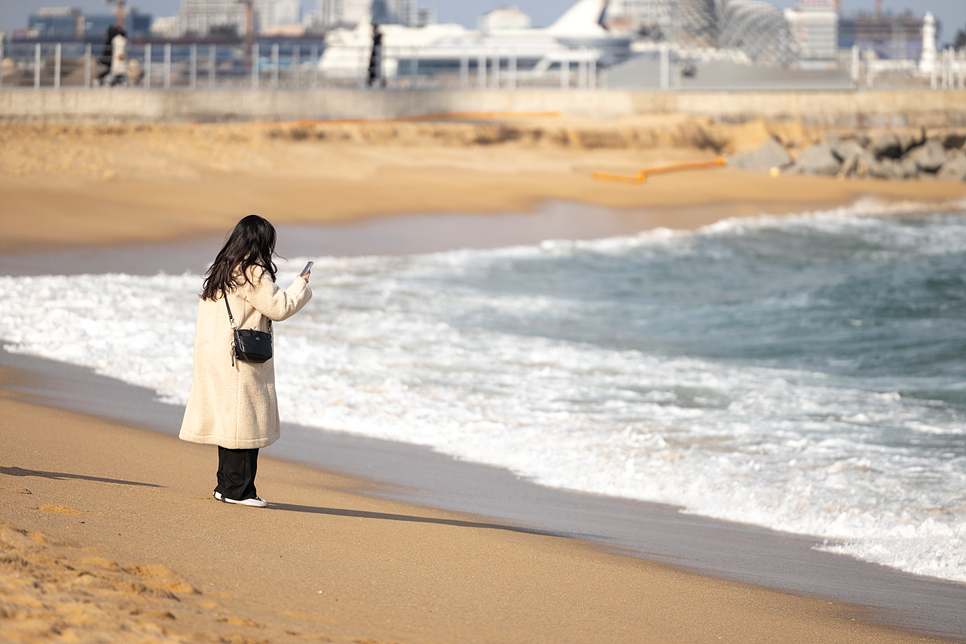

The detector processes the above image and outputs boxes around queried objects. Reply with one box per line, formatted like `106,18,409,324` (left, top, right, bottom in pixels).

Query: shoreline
5,385,956,644
3,349,966,644
3,210,966,641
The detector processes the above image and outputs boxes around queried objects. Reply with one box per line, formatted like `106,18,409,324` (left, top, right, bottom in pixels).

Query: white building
919,11,936,74
150,15,180,38
478,6,531,34
784,0,838,62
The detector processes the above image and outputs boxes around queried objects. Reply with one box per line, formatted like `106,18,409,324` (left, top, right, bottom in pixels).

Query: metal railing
3,39,963,92
0,41,602,91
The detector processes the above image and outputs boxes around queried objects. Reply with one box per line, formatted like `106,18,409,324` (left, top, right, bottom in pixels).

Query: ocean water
2,200,966,583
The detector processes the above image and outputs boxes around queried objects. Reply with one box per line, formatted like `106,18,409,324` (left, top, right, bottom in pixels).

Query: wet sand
3,352,963,644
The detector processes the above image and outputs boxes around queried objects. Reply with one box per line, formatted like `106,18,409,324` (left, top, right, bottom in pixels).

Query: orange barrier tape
592,157,726,183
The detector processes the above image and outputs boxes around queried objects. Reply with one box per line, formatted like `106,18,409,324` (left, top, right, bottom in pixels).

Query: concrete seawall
1,88,964,126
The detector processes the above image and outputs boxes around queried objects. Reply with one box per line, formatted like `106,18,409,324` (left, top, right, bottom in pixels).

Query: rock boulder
908,140,948,173
728,138,793,172
870,131,903,159
792,143,841,176
938,152,966,181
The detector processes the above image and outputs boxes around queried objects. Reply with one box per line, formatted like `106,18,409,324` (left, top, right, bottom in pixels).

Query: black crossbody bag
225,297,272,366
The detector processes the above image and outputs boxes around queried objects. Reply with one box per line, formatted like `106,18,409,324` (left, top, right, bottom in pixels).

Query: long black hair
201,215,277,301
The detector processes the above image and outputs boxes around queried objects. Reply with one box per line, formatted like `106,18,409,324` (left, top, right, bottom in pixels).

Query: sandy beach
2,115,966,643
2,116,966,252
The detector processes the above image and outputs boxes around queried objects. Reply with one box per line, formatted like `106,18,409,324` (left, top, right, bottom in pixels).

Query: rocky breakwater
730,129,966,182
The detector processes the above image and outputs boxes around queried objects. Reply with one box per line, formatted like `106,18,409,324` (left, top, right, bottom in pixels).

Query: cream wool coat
179,268,312,449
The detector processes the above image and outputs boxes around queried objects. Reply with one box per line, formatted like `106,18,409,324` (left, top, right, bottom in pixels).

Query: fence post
930,47,938,89
208,44,216,87
54,43,61,89
850,45,859,88
251,43,259,88
509,51,517,90
478,52,486,89
84,43,91,88
190,44,197,89
144,43,151,89
293,45,300,89
164,43,172,89
35,43,42,89
960,48,965,90
659,44,669,90
561,51,569,90
865,48,874,88
271,43,279,89
946,48,954,90
460,54,468,89
410,47,418,88
590,55,597,89
311,44,318,89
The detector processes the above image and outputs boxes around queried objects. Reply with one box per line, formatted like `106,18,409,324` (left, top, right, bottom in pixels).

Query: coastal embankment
2,88,966,127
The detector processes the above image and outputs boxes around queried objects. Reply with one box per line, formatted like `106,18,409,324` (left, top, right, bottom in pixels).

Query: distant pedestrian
367,23,383,88
96,25,119,85
106,28,129,86
180,215,312,508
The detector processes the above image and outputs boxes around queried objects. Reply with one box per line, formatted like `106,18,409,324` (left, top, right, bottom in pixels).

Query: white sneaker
213,491,223,501
222,495,268,508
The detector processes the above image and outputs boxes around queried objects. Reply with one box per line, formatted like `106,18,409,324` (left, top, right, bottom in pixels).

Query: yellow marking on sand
593,157,726,183
38,504,84,515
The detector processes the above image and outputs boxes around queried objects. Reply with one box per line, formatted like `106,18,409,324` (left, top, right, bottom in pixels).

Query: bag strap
224,293,272,335
225,296,238,331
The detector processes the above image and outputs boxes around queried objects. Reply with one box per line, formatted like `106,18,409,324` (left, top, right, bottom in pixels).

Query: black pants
215,447,259,501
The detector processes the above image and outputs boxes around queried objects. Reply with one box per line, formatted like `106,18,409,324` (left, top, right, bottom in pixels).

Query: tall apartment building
372,0,417,26
314,0,425,29
784,0,838,62
177,0,300,37
838,12,925,60
177,0,247,36
316,0,372,29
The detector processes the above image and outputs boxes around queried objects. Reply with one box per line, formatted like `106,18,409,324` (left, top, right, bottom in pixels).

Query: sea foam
2,204,965,583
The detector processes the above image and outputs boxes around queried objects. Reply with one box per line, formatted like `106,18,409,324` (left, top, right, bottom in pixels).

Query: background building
27,7,84,38
784,0,838,63
257,0,300,32
177,0,246,37
839,11,926,60
478,6,531,33
176,0,300,37
26,6,153,40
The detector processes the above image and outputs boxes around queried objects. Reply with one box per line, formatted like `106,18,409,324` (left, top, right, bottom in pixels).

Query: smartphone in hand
300,261,314,277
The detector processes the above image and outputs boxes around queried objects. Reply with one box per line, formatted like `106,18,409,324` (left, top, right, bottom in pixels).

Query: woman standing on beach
180,215,312,507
